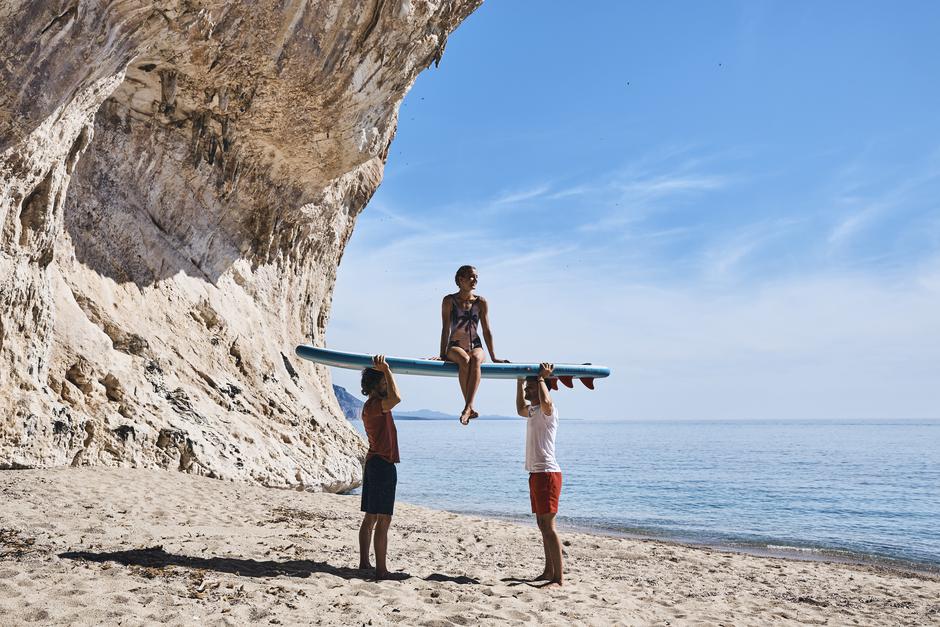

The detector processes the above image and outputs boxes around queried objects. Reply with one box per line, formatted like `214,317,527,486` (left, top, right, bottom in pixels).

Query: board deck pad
295,345,610,389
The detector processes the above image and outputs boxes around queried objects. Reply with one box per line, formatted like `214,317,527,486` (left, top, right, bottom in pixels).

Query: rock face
0,1,480,491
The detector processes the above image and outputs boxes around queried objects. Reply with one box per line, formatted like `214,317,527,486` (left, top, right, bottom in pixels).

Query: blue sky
328,1,940,419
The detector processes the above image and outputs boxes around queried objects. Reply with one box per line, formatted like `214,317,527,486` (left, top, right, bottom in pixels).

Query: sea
352,418,940,573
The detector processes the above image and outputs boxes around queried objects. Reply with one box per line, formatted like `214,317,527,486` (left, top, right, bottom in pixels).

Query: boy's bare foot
539,580,563,589
358,562,372,570
534,571,553,581
459,407,473,425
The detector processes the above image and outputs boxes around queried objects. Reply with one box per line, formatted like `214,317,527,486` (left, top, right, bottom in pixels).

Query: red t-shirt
361,397,400,463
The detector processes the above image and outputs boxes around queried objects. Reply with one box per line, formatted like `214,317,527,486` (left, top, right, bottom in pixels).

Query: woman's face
457,269,478,291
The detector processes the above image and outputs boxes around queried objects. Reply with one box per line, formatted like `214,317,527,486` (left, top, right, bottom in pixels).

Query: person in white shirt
515,362,563,588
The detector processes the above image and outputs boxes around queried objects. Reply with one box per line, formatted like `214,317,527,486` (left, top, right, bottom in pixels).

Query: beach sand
1,468,937,626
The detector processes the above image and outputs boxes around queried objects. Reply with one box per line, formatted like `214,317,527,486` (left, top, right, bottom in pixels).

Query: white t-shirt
525,404,561,473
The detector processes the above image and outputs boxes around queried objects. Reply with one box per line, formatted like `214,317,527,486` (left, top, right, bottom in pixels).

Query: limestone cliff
0,0,480,491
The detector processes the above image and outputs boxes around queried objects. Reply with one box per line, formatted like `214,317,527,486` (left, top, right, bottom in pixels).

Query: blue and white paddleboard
295,345,610,389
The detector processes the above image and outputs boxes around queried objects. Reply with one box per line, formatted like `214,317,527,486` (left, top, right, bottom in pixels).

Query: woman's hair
455,265,476,284
361,367,384,397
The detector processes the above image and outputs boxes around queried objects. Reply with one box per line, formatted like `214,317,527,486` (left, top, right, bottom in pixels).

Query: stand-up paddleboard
295,345,610,389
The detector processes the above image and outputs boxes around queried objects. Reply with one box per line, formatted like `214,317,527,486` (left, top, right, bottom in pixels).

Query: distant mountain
395,408,452,419
396,408,518,421
332,385,363,421
331,391,518,422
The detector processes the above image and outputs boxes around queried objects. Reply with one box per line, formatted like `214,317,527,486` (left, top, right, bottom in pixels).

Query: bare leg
359,513,376,569
537,513,563,587
373,514,392,577
465,348,485,420
446,347,473,424
534,515,553,580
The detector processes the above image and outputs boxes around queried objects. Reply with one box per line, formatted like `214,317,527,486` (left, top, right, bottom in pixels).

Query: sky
327,1,940,420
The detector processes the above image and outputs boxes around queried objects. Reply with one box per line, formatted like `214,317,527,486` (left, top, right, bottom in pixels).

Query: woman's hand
491,357,511,364
372,355,391,372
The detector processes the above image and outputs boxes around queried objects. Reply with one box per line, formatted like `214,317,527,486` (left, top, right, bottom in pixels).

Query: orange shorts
529,472,562,515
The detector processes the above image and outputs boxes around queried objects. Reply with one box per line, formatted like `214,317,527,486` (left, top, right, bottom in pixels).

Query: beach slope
1,468,937,625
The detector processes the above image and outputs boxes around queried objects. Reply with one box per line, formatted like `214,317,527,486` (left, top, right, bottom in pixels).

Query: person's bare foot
533,571,553,581
358,562,372,570
469,409,479,420
459,407,473,425
539,580,563,589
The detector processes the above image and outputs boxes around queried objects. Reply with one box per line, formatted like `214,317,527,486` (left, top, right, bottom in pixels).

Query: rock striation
0,1,480,491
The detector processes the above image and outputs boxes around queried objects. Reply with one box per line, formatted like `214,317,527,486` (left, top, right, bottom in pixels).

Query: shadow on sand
59,546,406,582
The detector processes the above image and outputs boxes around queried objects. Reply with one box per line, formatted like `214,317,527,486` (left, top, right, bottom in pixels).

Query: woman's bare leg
464,348,485,420
446,347,472,424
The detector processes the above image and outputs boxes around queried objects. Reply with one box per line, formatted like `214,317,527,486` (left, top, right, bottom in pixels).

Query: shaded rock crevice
1,0,482,490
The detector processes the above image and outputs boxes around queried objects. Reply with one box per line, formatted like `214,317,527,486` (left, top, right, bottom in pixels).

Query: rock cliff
0,0,480,491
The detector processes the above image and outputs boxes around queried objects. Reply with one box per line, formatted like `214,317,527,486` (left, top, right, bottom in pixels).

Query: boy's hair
361,367,384,397
454,265,476,284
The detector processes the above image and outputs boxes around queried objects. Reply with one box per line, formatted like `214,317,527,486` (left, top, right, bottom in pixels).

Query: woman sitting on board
438,265,509,425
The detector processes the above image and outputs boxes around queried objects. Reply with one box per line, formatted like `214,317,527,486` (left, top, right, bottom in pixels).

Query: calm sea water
352,419,940,571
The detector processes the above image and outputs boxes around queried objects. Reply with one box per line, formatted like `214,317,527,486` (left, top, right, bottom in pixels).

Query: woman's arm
479,297,509,362
439,296,451,359
516,379,528,417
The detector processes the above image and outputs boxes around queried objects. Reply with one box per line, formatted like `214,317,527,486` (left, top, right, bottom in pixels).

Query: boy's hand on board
538,362,554,379
372,355,391,372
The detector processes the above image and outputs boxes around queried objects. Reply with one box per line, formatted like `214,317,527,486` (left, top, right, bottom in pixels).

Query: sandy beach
1,468,938,626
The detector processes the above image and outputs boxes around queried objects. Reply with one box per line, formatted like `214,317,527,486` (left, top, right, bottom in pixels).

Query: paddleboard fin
580,377,595,390
558,376,574,388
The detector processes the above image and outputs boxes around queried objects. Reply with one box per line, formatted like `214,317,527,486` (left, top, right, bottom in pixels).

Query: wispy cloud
826,151,940,249
704,219,802,281
615,174,728,198
491,184,552,206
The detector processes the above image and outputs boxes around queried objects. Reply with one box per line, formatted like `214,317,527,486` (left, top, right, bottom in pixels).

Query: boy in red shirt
358,355,401,579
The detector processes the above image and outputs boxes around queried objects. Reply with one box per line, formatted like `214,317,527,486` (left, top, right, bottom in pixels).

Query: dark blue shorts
361,456,397,516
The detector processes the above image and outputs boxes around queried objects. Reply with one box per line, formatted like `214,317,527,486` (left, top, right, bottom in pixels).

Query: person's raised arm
537,362,554,416
373,355,401,411
438,296,451,359
516,379,528,417
479,297,509,363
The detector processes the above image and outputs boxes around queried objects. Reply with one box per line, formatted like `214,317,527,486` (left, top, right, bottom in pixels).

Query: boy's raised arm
516,379,528,417
537,362,554,416
373,355,401,411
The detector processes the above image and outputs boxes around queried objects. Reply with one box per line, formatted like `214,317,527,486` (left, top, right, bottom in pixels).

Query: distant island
332,385,518,422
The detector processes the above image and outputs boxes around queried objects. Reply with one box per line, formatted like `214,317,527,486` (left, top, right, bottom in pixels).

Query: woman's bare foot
359,562,372,570
459,406,474,425
470,409,479,420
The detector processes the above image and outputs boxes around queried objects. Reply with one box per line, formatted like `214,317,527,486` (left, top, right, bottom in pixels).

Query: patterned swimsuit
447,294,483,351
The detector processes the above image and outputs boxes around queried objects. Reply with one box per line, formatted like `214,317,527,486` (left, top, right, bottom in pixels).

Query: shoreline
416,506,940,578
3,467,939,625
